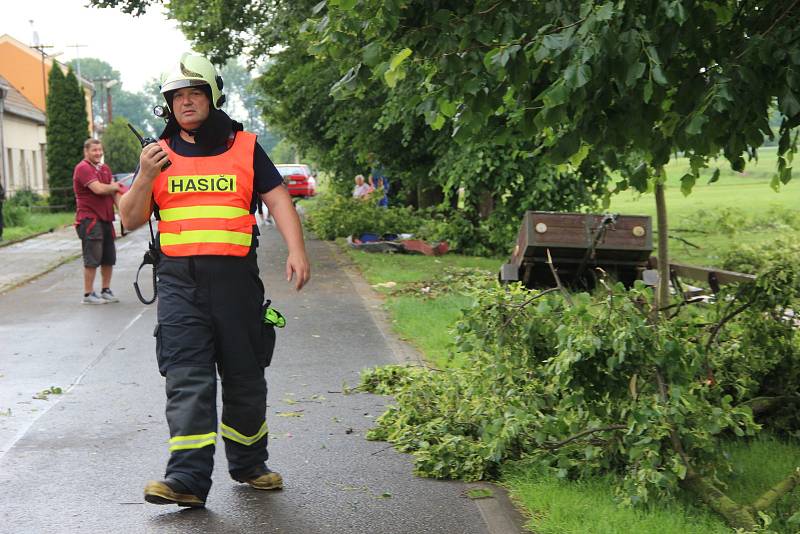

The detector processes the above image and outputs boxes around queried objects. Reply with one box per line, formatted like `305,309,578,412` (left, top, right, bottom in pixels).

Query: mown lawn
344,247,497,368
1,211,74,243
609,147,800,267
502,463,731,534
504,435,800,534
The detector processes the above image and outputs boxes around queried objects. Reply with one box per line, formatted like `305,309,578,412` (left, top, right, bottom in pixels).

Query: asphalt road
0,225,515,534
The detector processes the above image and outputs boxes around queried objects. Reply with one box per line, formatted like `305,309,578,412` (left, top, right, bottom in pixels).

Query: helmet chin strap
181,127,198,137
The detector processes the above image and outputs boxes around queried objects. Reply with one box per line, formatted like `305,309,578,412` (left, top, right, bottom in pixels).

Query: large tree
89,0,608,254
69,57,164,135
219,60,282,152
307,0,799,299
102,117,142,173
46,66,89,211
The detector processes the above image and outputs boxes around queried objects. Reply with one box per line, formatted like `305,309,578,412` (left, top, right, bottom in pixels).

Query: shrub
7,187,43,208
3,205,31,227
102,117,142,173
304,194,422,240
720,239,800,274
305,194,514,256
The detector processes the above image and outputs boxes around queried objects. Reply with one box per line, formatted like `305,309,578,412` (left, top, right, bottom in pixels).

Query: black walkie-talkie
127,123,171,170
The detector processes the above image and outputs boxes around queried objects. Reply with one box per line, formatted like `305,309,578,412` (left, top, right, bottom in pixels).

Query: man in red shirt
73,139,124,304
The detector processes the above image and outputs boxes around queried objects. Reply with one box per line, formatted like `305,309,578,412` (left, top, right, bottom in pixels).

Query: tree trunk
417,181,444,208
744,396,800,416
655,182,670,311
681,474,758,531
750,467,800,512
478,190,494,219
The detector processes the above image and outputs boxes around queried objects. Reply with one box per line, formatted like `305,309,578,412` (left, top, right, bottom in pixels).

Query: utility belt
133,221,286,336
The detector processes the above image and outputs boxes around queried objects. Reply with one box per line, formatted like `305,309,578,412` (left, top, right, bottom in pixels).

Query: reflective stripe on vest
153,132,257,257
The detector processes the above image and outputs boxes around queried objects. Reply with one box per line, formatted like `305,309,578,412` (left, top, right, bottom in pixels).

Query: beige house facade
0,75,47,196
0,33,95,197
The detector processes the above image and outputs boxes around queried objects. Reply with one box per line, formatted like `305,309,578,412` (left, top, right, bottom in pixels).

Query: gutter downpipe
0,84,7,196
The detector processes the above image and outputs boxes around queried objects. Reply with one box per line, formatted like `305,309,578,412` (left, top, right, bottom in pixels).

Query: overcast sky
1,0,193,93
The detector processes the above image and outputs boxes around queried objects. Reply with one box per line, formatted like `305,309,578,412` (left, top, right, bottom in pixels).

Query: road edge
0,252,82,295
327,240,528,534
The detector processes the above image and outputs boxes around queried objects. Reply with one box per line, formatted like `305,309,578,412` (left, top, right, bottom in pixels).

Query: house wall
0,39,94,131
3,114,47,195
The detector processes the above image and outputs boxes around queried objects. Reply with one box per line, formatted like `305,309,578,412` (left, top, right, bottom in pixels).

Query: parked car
113,172,135,193
275,164,316,198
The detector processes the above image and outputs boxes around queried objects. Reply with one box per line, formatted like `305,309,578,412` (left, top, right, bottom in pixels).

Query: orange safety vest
153,131,257,257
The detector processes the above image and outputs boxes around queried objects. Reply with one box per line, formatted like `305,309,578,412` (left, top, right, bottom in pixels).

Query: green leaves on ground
33,386,63,400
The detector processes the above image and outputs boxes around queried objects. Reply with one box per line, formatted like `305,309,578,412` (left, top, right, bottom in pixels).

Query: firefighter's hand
286,251,310,291
139,143,169,180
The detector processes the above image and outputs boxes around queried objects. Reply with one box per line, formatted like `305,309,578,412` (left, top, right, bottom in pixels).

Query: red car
276,164,316,198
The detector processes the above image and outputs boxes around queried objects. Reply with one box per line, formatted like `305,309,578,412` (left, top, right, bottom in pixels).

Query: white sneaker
100,289,119,303
82,292,107,305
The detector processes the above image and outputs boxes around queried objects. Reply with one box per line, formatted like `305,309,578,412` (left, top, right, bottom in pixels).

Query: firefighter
119,53,310,508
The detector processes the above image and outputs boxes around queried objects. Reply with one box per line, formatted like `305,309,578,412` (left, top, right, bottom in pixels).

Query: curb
327,240,527,534
0,252,82,296
0,226,60,249
0,224,132,296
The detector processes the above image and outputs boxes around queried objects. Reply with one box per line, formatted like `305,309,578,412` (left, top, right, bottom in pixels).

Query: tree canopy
310,1,798,192
89,0,799,256
90,0,614,254
102,117,142,173
93,0,799,190
69,57,164,136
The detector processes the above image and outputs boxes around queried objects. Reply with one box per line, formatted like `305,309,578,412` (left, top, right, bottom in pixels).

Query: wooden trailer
499,211,653,289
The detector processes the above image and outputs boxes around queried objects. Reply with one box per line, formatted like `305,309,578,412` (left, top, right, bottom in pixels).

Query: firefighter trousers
154,251,276,499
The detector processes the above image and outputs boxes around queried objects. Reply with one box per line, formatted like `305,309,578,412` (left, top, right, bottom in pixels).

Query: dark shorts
76,218,116,268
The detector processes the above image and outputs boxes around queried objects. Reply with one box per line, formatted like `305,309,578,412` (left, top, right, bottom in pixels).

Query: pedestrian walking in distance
119,52,310,508
73,139,123,304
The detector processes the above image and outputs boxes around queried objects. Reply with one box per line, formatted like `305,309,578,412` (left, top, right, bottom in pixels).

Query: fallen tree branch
507,287,560,309
501,287,560,328
681,473,758,531
654,368,762,530
539,425,627,449
546,248,574,307
741,395,800,416
749,467,800,512
655,368,694,469
705,301,751,351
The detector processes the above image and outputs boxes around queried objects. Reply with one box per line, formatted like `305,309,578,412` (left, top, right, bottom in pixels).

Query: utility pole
31,44,55,103
105,79,118,124
91,78,118,130
29,19,55,106
67,44,88,80
92,77,110,133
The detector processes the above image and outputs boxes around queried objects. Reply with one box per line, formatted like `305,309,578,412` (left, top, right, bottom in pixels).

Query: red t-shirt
73,160,115,222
